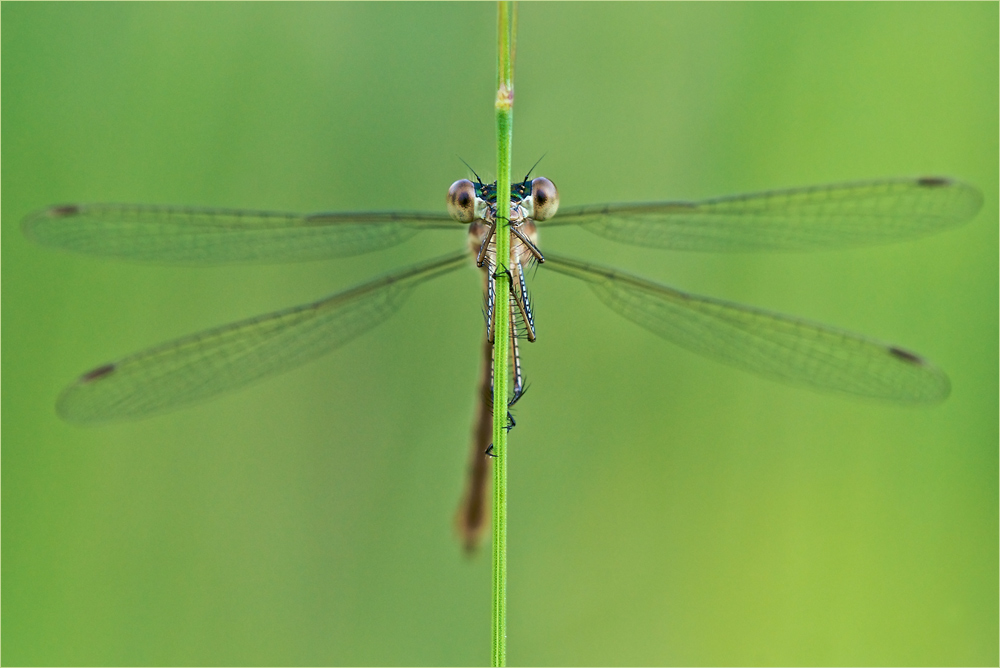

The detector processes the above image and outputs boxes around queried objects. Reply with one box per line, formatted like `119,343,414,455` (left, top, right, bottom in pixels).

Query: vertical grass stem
492,2,514,666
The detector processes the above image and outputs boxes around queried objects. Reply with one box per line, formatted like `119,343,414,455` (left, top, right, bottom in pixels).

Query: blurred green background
3,3,996,665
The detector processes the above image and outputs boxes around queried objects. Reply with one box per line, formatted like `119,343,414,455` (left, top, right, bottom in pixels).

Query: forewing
544,254,950,403
546,178,981,252
23,204,455,264
57,252,468,423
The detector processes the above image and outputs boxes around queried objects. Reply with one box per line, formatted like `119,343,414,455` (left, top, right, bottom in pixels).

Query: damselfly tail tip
454,503,487,556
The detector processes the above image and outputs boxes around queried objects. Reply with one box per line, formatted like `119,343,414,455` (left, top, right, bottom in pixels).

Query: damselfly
23,173,982,548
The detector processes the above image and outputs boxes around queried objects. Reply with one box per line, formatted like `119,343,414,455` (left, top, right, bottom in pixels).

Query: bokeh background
3,3,996,665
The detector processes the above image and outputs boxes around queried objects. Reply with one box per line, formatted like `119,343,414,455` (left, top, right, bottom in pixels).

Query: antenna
457,156,486,188
521,154,547,185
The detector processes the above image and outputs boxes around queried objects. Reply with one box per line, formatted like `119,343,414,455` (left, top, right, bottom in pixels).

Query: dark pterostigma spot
888,347,923,364
80,363,116,383
49,204,81,217
916,177,949,188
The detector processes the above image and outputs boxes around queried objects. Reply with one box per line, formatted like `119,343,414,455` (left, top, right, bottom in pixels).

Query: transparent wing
57,252,469,423
543,177,981,252
22,203,456,264
544,254,950,403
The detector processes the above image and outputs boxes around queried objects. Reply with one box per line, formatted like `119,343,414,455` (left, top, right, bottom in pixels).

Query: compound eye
530,177,559,221
447,179,477,223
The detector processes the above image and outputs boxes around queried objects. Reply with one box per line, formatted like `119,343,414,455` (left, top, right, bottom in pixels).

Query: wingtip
915,176,983,222
54,363,120,425
22,204,83,242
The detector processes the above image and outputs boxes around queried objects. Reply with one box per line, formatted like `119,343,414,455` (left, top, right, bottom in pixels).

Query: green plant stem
492,2,514,666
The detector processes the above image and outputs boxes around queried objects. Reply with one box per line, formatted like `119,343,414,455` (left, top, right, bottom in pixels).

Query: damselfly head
526,177,559,221
447,179,478,223
449,174,559,223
